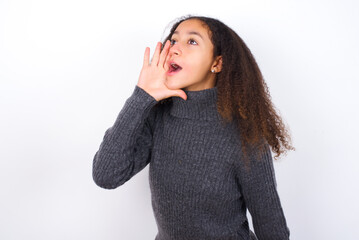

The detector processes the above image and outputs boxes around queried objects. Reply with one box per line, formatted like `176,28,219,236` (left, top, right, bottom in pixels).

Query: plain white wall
1,0,358,239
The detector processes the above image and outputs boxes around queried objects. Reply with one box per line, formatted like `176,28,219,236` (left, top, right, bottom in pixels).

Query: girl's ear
212,56,223,73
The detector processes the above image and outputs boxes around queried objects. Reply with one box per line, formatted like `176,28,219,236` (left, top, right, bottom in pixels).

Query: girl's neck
170,86,220,121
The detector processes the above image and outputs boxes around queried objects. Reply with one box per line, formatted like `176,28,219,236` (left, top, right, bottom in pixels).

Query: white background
1,0,358,239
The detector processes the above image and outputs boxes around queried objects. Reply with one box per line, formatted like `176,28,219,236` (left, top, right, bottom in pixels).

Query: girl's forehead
174,19,211,38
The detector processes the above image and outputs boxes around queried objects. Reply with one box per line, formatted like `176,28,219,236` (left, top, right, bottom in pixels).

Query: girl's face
165,19,222,91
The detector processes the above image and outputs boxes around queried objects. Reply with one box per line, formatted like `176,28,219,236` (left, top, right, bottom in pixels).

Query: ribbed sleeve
235,142,290,240
92,85,158,189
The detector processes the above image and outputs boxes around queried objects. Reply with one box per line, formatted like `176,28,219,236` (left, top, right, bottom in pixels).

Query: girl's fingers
163,47,170,71
143,47,150,67
159,40,170,68
151,42,162,66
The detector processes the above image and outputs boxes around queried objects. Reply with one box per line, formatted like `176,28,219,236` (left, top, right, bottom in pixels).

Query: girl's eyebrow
173,31,204,40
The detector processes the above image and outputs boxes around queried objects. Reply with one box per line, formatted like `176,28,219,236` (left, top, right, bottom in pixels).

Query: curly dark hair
159,14,295,164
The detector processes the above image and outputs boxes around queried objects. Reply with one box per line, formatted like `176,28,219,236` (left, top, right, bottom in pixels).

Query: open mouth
169,62,182,73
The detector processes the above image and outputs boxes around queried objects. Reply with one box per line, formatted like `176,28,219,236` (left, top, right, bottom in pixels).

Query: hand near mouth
137,40,187,101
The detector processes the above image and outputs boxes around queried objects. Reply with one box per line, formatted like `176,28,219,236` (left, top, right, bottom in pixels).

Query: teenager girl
93,15,295,240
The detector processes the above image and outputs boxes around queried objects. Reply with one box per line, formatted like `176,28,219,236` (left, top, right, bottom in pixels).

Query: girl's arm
92,85,158,189
236,142,290,240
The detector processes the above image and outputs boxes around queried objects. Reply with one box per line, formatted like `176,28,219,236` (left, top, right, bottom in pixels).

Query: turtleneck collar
169,86,221,121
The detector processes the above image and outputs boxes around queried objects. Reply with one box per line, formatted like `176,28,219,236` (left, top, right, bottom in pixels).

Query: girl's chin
165,79,188,90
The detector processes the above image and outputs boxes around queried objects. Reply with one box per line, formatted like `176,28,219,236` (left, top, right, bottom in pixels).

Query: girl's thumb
173,90,187,101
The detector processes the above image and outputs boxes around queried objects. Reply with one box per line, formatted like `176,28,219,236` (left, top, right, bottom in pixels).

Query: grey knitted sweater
92,85,290,240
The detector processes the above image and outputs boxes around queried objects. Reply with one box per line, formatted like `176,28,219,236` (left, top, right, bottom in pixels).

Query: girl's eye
188,39,197,45
169,39,198,46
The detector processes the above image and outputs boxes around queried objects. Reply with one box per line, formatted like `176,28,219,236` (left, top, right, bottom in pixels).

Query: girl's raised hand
137,40,187,101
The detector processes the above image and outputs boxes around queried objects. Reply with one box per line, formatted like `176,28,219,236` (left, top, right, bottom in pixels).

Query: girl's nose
169,43,182,56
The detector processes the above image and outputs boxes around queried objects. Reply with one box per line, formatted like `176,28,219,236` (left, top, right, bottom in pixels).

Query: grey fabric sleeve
92,85,158,189
235,143,290,240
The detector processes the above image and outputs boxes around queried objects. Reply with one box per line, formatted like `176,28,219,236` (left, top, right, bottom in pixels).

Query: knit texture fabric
92,85,290,240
